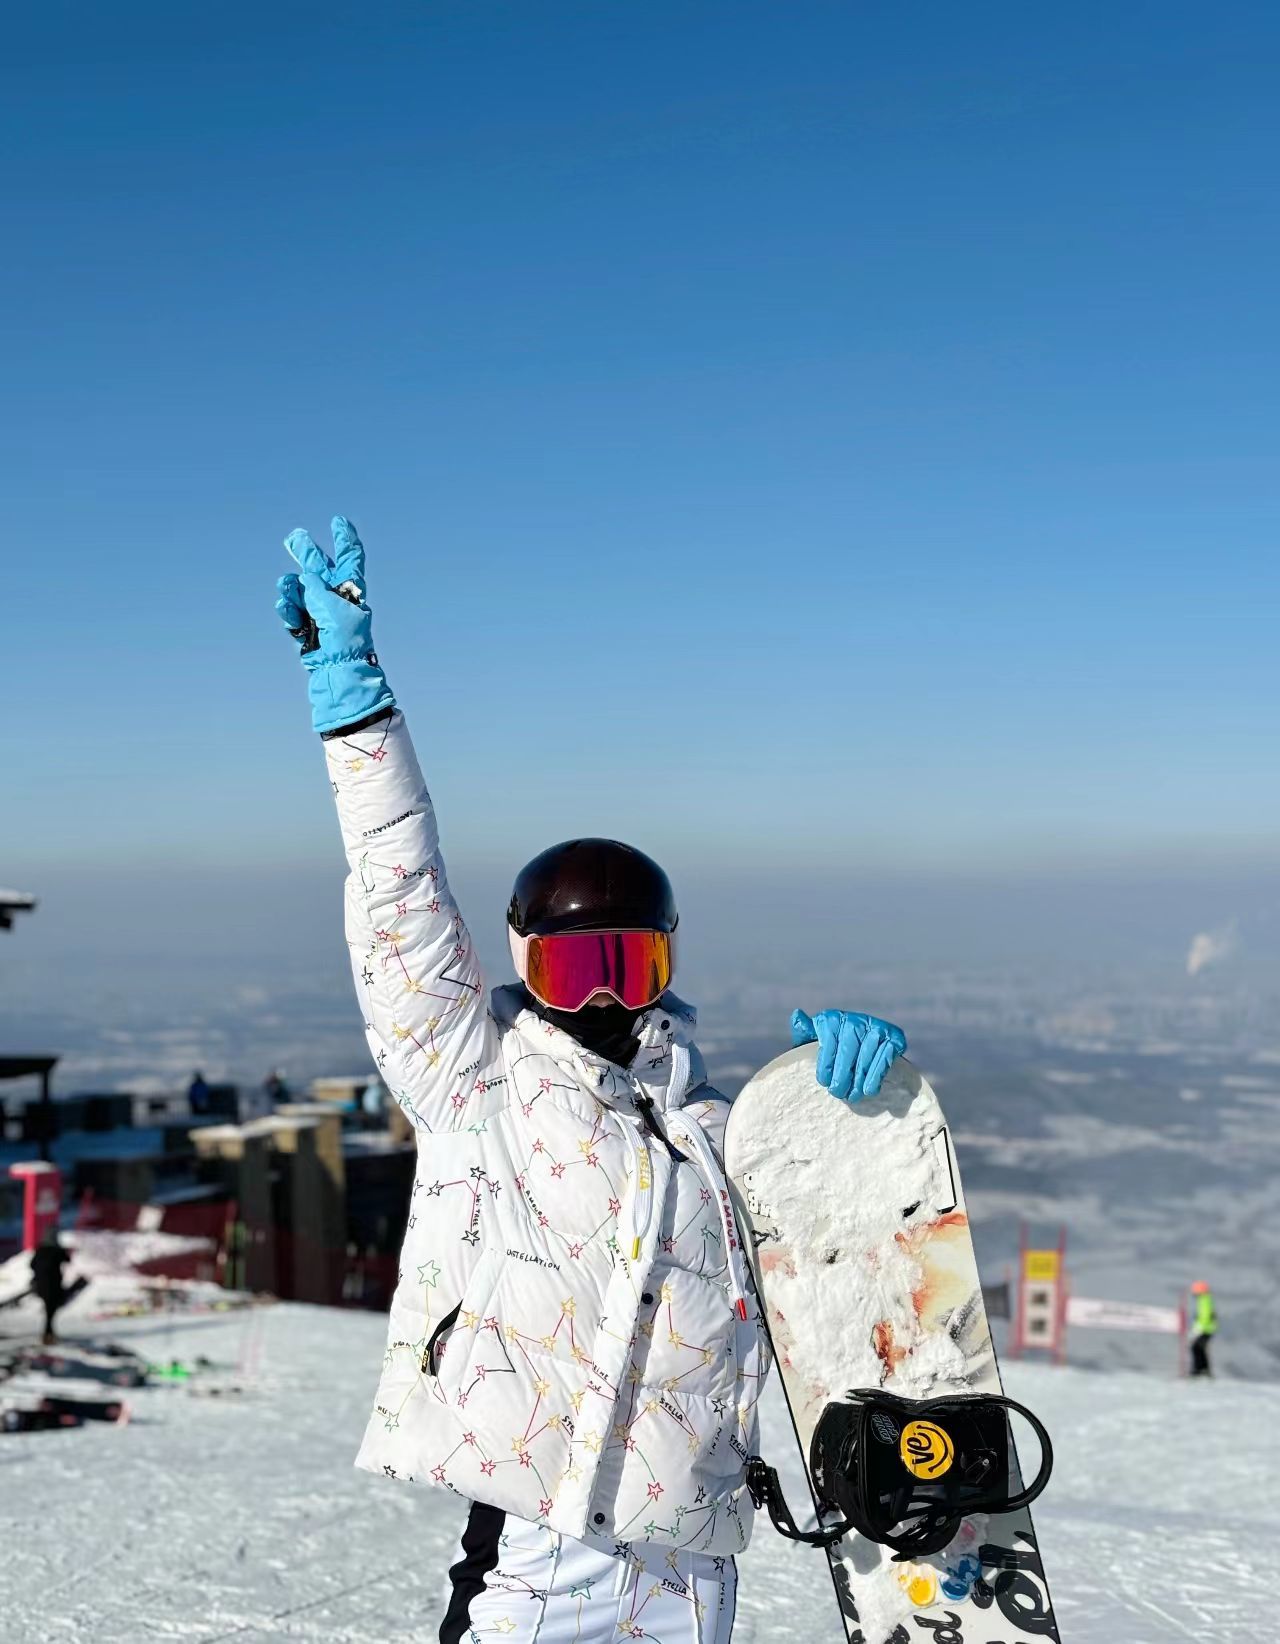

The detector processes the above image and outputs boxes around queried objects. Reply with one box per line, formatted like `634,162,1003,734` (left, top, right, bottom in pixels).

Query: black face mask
524,989,641,1068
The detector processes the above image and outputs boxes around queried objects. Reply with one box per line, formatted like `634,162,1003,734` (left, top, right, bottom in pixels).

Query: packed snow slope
1,1299,1266,1642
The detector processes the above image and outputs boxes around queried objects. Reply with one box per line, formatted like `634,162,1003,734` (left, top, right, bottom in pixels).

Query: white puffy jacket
327,711,770,1554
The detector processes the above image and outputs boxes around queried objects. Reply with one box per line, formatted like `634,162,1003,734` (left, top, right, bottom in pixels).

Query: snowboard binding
747,1388,1053,1561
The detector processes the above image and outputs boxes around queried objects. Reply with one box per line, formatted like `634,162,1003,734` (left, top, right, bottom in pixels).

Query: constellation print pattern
442,1510,739,1642
328,712,770,1556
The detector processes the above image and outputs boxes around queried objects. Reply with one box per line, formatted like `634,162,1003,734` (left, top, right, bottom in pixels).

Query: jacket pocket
635,1265,739,1402
428,1246,505,1396
422,1303,462,1376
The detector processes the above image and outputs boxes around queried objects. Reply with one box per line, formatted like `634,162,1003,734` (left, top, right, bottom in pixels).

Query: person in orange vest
1189,1281,1217,1377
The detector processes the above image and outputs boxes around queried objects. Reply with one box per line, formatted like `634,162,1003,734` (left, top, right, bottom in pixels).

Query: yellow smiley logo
901,1568,939,1607
899,1418,955,1479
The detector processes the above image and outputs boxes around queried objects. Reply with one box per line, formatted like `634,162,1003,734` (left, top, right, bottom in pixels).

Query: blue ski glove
790,1009,907,1102
275,515,396,735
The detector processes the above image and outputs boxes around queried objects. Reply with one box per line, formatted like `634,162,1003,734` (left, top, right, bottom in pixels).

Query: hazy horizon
3,853,1278,1096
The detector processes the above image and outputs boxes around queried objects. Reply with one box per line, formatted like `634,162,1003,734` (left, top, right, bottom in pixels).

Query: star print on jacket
327,711,770,1554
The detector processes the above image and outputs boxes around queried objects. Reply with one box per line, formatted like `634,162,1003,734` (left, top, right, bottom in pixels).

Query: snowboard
724,1044,1059,1644
1,1399,84,1432
22,1346,147,1387
3,1382,129,1422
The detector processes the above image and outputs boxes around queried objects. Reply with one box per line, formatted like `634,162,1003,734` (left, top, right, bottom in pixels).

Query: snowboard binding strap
749,1388,1053,1561
745,1456,848,1548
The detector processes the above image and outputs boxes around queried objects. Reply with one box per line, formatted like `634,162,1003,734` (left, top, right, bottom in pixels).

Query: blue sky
4,0,1278,886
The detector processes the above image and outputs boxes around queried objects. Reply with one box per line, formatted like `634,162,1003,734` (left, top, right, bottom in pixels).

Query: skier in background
1189,1280,1217,1377
274,518,910,1644
30,1228,72,1345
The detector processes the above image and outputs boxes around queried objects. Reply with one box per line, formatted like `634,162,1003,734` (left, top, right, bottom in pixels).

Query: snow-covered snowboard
725,1044,1058,1644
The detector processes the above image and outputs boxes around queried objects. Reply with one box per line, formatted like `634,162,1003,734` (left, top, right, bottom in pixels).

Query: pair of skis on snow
1,1341,236,1432
725,1044,1060,1644
1,1341,148,1429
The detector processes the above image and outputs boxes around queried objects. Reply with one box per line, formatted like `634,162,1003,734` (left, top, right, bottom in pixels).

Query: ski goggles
510,928,675,1012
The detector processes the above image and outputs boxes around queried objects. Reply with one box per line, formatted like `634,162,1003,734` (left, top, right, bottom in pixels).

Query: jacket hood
490,984,706,1114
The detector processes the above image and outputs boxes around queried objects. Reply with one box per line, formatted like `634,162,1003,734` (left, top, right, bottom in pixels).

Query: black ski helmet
507,839,678,938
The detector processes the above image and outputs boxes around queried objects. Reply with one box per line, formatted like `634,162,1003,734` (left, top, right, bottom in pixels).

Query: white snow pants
439,1503,737,1643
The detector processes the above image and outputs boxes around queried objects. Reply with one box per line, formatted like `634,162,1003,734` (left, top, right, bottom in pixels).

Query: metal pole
38,1066,52,1164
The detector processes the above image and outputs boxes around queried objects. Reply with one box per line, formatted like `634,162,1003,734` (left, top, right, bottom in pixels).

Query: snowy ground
1,1298,1269,1643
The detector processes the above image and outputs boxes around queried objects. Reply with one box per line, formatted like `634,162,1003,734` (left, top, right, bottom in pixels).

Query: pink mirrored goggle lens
522,929,673,1012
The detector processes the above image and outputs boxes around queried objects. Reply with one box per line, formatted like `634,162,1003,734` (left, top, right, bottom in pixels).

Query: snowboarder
275,518,909,1644
30,1228,72,1345
1189,1280,1217,1377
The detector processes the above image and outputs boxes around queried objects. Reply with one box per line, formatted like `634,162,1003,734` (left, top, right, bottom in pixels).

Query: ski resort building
2,1075,415,1310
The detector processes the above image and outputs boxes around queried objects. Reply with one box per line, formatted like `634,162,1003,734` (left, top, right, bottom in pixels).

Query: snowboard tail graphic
725,1045,1059,1644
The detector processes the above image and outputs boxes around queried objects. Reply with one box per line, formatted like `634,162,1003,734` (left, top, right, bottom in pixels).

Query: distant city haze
4,856,1279,1095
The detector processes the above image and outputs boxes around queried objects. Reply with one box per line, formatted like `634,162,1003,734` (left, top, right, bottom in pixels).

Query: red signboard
9,1161,63,1248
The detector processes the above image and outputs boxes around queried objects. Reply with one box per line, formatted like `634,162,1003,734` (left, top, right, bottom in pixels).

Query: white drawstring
630,1034,750,1321
668,1042,691,1108
617,1024,750,1325
622,1032,687,1263
624,1119,655,1262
